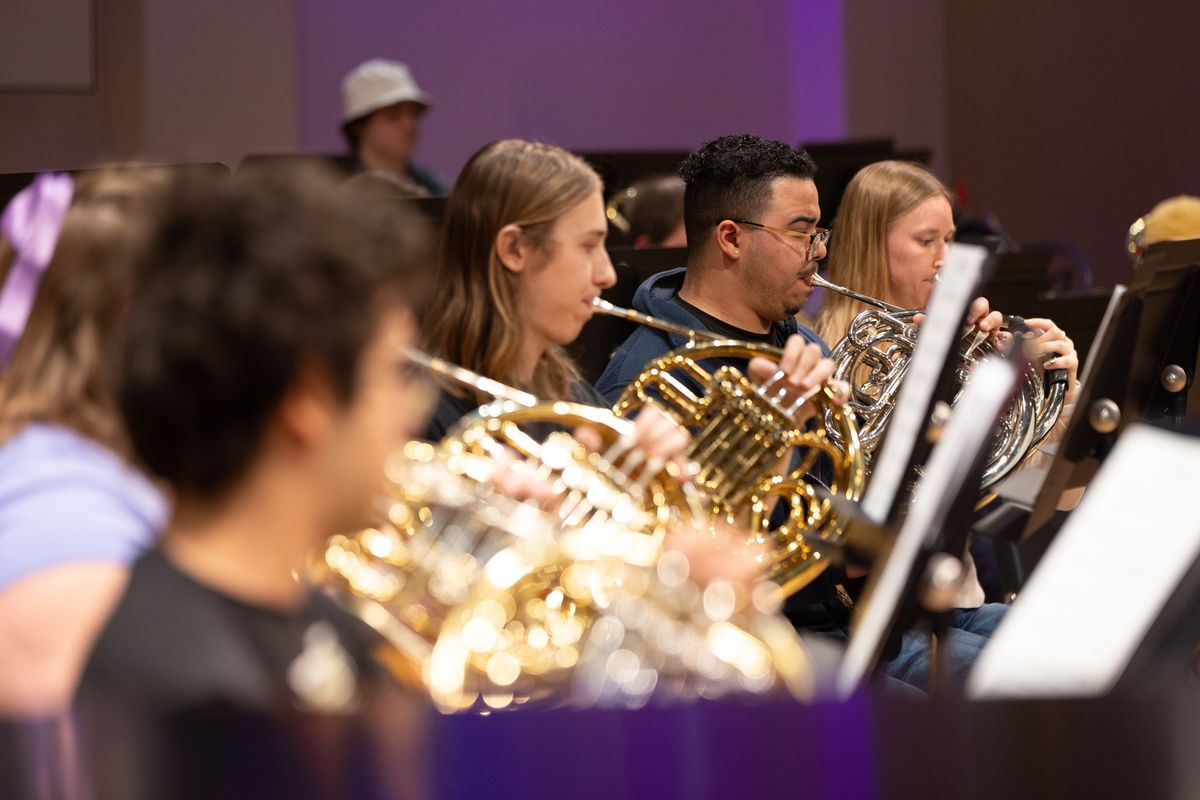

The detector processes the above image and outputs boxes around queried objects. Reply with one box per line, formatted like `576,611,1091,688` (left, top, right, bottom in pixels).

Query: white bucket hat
341,59,432,125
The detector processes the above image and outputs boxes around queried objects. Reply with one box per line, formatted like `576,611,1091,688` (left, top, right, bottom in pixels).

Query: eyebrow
787,214,818,226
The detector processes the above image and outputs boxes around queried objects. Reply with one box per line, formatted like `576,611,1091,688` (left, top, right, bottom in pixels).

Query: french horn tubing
309,354,818,710
591,299,866,596
809,273,1068,489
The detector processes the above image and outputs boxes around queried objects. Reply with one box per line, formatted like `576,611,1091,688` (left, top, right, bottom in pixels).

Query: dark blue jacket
594,267,828,405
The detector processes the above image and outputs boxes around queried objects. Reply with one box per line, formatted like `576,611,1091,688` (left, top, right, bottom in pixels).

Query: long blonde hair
816,161,952,345
0,169,167,452
422,139,601,400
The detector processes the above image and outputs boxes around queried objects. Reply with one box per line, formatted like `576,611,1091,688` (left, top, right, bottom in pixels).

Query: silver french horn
811,273,1067,490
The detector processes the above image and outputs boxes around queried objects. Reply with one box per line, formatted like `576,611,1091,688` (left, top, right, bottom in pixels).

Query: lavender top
0,423,167,589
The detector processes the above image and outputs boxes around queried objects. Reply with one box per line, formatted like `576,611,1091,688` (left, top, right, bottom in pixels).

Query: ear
276,360,339,448
714,219,742,262
495,223,532,274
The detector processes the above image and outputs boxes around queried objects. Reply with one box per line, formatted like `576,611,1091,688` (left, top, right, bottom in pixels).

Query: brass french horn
810,273,1068,489
591,299,866,596
309,356,819,711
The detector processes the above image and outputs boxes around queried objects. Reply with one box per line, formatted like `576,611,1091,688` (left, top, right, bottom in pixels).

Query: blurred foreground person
77,166,435,713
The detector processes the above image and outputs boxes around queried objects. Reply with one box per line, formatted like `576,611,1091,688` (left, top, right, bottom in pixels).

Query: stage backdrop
291,0,847,181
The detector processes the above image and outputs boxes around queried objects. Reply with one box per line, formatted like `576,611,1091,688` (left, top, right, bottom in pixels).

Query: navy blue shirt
595,268,827,405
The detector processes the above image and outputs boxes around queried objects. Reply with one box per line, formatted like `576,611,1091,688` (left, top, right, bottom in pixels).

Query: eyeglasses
731,219,831,257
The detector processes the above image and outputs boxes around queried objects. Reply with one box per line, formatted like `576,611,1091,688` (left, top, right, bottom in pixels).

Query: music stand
969,423,1200,699
833,244,1013,695
838,357,1022,698
801,139,908,229
1021,237,1200,539
978,251,1053,312
859,243,996,526
575,150,690,200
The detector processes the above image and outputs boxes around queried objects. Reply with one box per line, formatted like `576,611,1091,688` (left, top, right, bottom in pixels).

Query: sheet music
838,357,1018,698
1078,284,1127,389
968,424,1200,699
860,243,989,524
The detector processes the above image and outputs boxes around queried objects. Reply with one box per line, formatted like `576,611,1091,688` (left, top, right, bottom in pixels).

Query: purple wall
293,0,847,181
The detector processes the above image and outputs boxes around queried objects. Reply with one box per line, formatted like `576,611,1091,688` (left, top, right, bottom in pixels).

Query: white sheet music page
968,424,1200,699
860,243,988,524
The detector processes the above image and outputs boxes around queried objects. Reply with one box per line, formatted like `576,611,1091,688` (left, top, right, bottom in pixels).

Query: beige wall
844,0,950,178
3,0,1194,290
944,1,1200,288
138,0,298,167
0,0,298,174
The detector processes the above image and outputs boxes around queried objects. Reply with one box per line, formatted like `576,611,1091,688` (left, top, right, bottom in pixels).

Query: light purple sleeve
0,426,167,590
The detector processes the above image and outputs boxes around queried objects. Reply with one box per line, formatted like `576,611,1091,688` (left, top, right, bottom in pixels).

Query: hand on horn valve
666,519,769,587
573,404,697,481
488,447,562,509
912,296,1005,339
1020,317,1080,404
747,335,848,425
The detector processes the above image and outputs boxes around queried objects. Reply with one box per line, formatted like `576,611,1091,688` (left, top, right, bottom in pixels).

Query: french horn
309,356,818,711
591,299,866,596
810,273,1068,489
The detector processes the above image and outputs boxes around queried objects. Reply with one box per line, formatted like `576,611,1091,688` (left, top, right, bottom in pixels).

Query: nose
810,238,828,262
934,239,949,269
596,248,617,290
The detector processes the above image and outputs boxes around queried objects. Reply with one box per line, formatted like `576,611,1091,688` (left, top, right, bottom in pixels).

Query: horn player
596,134,1036,695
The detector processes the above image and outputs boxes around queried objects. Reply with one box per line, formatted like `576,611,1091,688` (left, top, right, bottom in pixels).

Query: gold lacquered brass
309,441,560,691
311,441,818,712
310,352,819,710
592,301,866,596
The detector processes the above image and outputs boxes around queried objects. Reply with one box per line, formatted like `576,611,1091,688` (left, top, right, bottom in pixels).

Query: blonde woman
816,160,1078,392
816,161,1082,672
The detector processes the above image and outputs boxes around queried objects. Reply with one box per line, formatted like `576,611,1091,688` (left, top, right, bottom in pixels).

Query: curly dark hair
117,165,431,498
678,134,817,254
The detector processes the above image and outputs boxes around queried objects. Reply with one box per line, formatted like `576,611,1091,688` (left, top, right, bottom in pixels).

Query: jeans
881,603,1009,693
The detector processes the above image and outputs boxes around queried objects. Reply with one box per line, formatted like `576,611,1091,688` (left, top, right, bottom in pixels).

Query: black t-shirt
670,294,790,349
78,550,390,714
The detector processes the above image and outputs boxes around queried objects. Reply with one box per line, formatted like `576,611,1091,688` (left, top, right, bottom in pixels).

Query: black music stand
969,422,1200,699
837,357,1023,697
833,243,1011,694
978,251,1053,311
575,150,690,200
1020,237,1200,540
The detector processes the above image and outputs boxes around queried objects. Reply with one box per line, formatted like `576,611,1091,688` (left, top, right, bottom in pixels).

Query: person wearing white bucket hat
341,59,448,196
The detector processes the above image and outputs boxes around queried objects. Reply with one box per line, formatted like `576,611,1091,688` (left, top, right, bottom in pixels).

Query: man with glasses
595,135,979,696
596,134,829,400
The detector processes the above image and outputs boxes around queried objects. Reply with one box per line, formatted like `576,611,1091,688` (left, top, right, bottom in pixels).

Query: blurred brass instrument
810,273,1068,489
591,299,866,596
412,347,703,552
310,352,816,711
605,186,638,235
